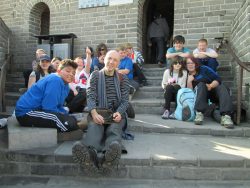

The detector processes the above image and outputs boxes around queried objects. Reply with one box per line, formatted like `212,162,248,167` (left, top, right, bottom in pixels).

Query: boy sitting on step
15,59,84,132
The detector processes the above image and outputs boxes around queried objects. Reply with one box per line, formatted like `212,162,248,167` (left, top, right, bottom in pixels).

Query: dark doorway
142,0,174,64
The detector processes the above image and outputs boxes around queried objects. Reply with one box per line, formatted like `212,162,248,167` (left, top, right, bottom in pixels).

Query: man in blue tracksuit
15,59,79,132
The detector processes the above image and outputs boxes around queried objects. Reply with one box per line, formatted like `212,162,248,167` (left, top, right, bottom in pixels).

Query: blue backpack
174,88,195,121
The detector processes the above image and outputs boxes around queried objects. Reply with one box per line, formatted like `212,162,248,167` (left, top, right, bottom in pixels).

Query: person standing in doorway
147,12,170,67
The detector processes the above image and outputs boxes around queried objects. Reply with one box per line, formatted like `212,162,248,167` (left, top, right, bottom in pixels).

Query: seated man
193,38,219,71
117,45,139,95
15,59,82,132
186,57,234,129
166,35,191,68
72,50,130,173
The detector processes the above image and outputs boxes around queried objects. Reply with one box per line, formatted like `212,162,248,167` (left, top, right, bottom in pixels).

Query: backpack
174,88,195,121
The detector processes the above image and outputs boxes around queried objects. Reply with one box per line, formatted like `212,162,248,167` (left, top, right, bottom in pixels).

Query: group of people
11,32,235,175
14,42,147,174
161,35,234,129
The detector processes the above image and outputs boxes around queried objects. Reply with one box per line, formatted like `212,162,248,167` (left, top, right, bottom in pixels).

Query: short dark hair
58,59,77,70
198,38,208,44
173,35,185,44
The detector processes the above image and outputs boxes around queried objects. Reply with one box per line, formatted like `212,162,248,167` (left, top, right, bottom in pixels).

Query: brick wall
0,0,247,70
173,0,244,50
0,18,11,65
230,0,250,120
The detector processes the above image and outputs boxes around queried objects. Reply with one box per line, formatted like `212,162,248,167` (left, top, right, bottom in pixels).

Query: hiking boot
194,112,204,125
221,115,234,129
162,109,169,119
72,141,98,172
102,141,121,169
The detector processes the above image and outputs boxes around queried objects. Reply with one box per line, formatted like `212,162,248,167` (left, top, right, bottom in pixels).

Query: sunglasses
100,48,105,51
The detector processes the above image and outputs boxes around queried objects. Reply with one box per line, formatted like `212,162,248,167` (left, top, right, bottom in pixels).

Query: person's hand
98,55,105,63
113,112,122,123
86,47,91,55
91,110,104,125
206,84,213,91
187,75,194,83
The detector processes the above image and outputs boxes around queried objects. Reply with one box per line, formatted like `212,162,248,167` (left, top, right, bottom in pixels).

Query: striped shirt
87,71,130,115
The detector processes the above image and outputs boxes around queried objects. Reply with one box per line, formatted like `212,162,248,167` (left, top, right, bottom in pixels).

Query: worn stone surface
7,116,57,150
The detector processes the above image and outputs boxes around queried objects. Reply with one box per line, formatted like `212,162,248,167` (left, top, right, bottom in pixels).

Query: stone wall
0,18,11,65
0,0,246,70
173,0,244,50
230,0,250,120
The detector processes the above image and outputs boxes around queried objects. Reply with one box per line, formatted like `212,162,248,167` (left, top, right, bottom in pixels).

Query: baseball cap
40,54,51,61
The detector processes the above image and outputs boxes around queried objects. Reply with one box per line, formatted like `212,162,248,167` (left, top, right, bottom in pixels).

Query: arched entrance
29,2,50,36
142,0,174,64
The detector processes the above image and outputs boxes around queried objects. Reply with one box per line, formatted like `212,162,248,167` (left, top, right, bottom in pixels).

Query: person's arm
200,48,218,58
118,69,130,75
187,74,194,89
28,71,36,88
41,77,68,114
178,48,191,58
166,52,182,59
206,80,219,91
116,74,129,116
84,47,92,74
161,69,170,89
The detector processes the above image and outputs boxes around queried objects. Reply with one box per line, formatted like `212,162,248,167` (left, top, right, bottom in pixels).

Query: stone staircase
1,55,250,181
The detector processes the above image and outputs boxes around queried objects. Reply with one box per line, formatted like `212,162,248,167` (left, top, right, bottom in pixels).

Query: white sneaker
194,112,204,125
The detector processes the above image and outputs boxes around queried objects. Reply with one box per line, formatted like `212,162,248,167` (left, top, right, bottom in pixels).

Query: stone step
0,132,250,180
5,82,24,92
131,98,164,114
127,114,250,137
5,92,21,106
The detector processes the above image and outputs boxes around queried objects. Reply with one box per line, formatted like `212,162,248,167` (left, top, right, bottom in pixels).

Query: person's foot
101,141,121,171
72,141,98,172
221,115,234,129
162,109,169,119
158,61,165,68
194,112,204,125
169,113,176,119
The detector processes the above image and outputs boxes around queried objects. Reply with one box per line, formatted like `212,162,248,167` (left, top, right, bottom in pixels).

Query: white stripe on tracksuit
26,111,68,131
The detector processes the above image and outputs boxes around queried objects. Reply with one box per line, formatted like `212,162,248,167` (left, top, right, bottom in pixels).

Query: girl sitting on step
161,57,188,119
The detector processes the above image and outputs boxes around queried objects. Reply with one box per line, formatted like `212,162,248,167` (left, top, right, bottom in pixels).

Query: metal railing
216,38,250,125
0,54,12,112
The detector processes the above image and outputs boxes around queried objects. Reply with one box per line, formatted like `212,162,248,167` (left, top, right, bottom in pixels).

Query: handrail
0,54,11,112
215,38,250,125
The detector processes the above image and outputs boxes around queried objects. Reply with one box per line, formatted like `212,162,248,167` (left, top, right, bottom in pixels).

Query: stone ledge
7,116,57,151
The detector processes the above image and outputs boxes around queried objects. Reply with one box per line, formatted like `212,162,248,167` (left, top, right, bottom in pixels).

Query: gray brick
128,166,175,179
200,160,244,168
175,167,220,180
221,169,250,180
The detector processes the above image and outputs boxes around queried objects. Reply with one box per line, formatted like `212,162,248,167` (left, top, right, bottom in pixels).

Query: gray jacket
147,17,169,42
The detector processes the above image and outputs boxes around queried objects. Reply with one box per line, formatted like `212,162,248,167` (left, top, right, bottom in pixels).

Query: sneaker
158,61,164,68
72,141,98,172
169,113,176,119
102,141,121,168
221,115,234,129
194,112,204,125
162,109,169,119
0,118,7,128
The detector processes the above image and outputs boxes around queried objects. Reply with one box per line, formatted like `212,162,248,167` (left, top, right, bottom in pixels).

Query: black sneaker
103,141,121,168
72,141,98,173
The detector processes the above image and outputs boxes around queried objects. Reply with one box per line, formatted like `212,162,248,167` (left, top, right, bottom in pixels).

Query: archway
29,2,50,36
142,0,174,64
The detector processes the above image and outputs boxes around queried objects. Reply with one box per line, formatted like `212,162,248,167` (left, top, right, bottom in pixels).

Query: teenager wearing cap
27,54,55,88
